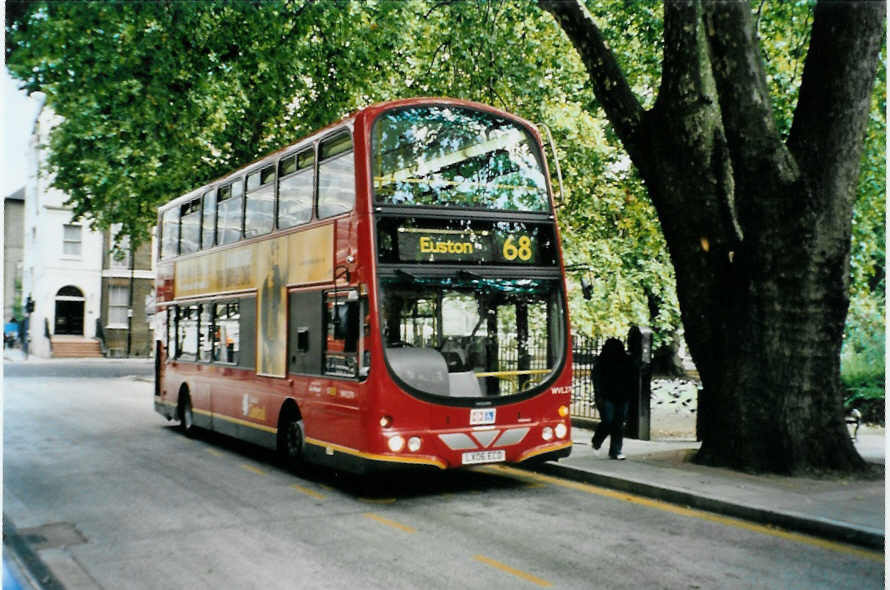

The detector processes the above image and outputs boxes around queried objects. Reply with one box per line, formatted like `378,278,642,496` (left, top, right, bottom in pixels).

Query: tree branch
701,0,785,179
658,1,706,110
538,0,647,164
788,0,885,185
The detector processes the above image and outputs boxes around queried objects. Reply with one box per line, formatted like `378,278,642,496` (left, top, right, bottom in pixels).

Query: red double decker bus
154,98,573,473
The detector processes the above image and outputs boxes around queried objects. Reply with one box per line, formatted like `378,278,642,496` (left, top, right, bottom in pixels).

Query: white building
22,98,104,357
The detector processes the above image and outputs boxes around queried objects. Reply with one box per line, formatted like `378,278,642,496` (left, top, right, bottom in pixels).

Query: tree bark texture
541,0,885,472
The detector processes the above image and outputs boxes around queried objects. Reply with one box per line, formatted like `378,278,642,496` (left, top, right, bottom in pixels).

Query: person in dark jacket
592,337,634,460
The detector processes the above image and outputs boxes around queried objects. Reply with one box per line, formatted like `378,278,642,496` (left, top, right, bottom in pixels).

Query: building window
63,224,82,257
107,285,129,328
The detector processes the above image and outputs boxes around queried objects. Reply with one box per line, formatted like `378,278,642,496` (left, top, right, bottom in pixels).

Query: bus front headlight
387,435,405,452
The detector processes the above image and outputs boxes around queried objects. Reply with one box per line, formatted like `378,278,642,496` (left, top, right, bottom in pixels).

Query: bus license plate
469,408,496,425
461,450,506,465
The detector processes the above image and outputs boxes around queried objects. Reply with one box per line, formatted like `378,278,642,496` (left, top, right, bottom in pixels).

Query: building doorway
54,285,85,335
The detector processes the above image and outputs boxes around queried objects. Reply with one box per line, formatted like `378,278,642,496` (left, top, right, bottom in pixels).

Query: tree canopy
5,0,884,404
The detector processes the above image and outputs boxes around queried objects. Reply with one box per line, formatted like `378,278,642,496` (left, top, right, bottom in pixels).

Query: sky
2,66,41,197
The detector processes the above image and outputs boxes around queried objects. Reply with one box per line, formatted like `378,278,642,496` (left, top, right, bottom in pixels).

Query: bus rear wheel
178,393,196,438
279,412,304,471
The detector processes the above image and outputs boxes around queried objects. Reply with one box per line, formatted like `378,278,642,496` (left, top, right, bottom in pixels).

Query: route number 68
502,235,533,261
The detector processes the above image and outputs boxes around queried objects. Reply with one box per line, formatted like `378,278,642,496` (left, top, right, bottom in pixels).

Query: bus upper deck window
160,207,180,259
318,133,355,219
201,190,217,249
216,181,243,246
278,149,314,229
179,199,201,256
245,166,275,238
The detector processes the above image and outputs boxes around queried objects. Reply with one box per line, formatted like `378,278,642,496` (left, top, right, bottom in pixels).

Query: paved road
3,372,884,589
3,358,153,379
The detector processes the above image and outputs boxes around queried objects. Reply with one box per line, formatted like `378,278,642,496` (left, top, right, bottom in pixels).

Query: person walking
592,337,633,460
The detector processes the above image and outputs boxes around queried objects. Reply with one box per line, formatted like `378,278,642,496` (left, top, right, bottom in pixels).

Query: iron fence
571,334,602,420
490,331,607,421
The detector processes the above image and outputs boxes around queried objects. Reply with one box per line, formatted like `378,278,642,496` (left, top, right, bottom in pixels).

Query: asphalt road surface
3,363,884,589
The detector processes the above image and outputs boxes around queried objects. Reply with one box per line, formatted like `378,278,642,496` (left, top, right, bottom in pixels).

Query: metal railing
570,334,602,421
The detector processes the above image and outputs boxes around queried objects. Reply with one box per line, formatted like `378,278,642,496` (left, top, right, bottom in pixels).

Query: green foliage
850,46,886,299
841,292,885,407
5,0,880,355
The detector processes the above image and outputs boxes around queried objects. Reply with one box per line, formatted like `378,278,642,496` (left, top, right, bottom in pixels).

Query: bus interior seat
448,370,483,397
385,347,450,395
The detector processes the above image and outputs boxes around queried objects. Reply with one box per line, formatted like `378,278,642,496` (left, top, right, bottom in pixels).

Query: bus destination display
377,218,557,266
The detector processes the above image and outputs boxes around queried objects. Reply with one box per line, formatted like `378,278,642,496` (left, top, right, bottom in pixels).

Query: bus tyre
178,394,196,438
280,413,304,472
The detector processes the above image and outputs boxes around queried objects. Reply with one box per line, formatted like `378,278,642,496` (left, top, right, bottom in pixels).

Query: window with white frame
63,224,82,257
108,285,129,328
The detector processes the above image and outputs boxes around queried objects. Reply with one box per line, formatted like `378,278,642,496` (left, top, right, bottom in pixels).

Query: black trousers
592,398,628,457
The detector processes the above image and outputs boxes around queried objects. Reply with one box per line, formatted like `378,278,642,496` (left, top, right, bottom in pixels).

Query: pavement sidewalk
530,424,885,550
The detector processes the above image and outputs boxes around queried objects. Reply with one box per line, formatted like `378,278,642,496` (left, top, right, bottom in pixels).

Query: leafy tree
540,0,885,473
6,0,683,345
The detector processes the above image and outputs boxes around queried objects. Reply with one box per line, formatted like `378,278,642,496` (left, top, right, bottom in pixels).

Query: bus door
318,289,364,449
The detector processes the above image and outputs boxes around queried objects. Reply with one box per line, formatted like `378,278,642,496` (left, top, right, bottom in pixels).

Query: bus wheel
178,392,195,438
280,413,304,471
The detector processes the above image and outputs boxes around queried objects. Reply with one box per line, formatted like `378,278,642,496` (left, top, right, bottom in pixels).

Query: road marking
362,512,416,533
474,554,552,587
292,484,325,500
485,465,884,563
239,463,266,476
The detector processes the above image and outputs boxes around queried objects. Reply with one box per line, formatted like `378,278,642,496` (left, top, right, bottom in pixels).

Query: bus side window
160,207,180,259
199,304,214,362
201,189,216,249
180,199,201,255
277,150,313,229
214,301,240,364
216,181,243,246
245,166,275,238
178,305,199,361
318,132,355,219
166,306,178,360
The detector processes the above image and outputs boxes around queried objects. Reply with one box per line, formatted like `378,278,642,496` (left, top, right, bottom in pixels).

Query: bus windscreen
379,275,565,400
372,106,550,212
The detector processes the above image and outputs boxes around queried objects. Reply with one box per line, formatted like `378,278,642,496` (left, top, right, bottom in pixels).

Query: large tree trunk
541,0,885,473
